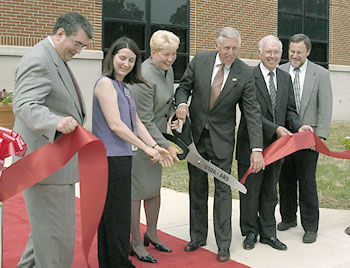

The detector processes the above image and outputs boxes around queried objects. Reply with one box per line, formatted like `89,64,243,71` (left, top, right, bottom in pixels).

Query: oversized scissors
163,116,247,194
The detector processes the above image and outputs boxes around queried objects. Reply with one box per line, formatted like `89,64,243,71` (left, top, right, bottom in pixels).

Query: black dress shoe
184,240,206,252
129,243,157,263
260,237,287,250
243,232,257,250
217,248,230,262
277,221,297,231
144,232,172,252
303,231,317,243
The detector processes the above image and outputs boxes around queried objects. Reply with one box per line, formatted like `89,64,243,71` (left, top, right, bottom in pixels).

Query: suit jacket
175,50,263,159
279,61,332,139
129,57,175,199
236,64,302,165
129,57,174,148
13,37,86,184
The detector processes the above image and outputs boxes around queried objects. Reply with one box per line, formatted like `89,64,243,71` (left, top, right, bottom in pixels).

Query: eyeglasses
71,39,88,50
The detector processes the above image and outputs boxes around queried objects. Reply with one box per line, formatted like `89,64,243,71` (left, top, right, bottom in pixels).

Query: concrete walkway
142,188,350,268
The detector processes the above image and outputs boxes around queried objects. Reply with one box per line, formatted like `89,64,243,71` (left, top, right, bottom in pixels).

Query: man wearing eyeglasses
236,35,312,251
278,33,332,244
13,12,93,268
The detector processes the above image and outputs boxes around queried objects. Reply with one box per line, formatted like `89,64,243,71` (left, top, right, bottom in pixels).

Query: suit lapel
204,52,216,112
64,63,86,116
44,39,85,120
254,65,274,118
299,62,316,116
58,62,85,120
275,68,285,114
279,62,290,73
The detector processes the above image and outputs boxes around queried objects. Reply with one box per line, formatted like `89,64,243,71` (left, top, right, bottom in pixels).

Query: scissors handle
162,133,189,160
171,114,193,147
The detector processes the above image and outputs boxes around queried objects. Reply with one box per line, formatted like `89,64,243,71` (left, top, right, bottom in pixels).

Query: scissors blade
185,145,247,194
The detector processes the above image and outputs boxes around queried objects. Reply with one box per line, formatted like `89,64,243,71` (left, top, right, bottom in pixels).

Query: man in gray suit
174,27,265,262
278,34,333,244
13,12,93,267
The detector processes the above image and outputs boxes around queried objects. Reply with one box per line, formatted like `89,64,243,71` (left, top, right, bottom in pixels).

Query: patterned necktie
209,64,225,109
269,71,277,116
293,68,301,113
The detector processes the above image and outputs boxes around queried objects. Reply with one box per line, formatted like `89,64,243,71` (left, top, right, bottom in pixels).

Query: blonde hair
150,30,180,52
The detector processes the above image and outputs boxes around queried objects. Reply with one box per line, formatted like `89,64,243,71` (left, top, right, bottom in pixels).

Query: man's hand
298,125,313,133
168,114,180,130
298,125,314,150
276,126,293,137
250,151,265,173
56,116,78,134
175,105,189,123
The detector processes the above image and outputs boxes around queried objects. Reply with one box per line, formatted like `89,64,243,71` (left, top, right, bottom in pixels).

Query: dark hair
52,12,93,39
289,33,312,51
103,37,145,84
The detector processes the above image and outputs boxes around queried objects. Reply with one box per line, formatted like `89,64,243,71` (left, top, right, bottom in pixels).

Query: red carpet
3,194,249,268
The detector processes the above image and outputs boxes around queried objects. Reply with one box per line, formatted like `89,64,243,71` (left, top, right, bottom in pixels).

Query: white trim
329,64,350,72
242,58,260,67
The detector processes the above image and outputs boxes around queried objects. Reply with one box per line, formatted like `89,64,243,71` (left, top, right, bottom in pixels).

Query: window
278,0,329,68
102,0,190,81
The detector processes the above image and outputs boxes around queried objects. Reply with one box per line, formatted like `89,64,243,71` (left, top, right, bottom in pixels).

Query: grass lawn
162,122,350,210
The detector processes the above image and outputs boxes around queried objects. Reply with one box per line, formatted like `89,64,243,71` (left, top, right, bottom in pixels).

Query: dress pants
98,156,135,268
279,149,319,232
17,184,76,268
238,160,282,238
188,129,233,249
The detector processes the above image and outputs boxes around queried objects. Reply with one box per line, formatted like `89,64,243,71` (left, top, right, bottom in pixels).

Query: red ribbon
241,131,350,184
0,125,108,267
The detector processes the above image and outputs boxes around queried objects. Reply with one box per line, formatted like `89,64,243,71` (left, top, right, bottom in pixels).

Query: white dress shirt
211,54,232,91
260,63,277,94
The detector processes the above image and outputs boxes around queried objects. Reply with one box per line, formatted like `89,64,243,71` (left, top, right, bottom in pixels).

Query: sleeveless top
92,75,137,157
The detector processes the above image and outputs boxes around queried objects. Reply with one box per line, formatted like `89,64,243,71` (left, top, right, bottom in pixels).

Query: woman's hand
167,145,180,163
144,146,162,163
156,146,173,168
144,145,173,168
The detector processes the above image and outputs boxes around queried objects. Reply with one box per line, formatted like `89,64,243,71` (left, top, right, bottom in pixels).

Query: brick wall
329,0,350,65
0,0,102,50
189,0,350,66
0,0,349,66
189,0,278,60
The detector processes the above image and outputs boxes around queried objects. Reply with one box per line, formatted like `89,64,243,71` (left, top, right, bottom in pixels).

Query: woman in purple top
92,37,171,268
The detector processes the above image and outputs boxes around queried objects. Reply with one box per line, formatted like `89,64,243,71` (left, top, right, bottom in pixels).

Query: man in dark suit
13,12,92,267
236,35,312,251
278,34,332,244
174,27,265,262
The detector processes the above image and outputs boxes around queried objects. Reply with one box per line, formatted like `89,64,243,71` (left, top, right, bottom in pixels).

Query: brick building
1,0,350,64
1,0,349,124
